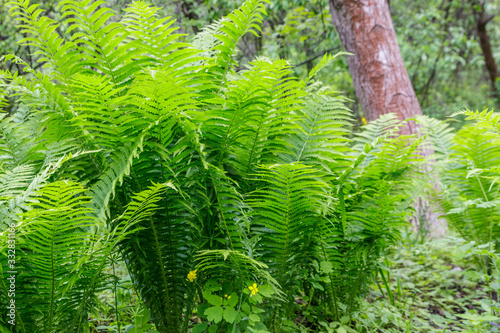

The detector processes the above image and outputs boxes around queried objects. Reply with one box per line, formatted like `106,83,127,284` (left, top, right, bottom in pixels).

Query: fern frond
0,152,90,230
453,108,500,136
8,71,71,126
0,112,36,171
208,165,249,253
346,180,409,243
88,137,145,224
117,182,198,333
0,164,35,200
192,19,225,55
128,69,206,164
13,181,97,332
353,113,402,149
249,163,326,289
9,0,84,81
59,0,123,79
206,0,267,86
201,57,305,180
123,1,185,66
195,250,280,295
69,73,129,147
362,135,424,180
437,125,500,245
305,52,350,85
416,114,455,159
279,92,352,173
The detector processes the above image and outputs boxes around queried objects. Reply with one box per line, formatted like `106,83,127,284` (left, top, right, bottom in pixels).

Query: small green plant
319,317,357,333
194,279,275,333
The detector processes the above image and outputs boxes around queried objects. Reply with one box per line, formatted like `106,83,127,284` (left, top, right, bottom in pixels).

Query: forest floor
354,237,500,332
90,236,500,333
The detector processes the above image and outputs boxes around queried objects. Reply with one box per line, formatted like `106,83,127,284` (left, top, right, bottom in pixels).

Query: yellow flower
187,270,197,282
361,117,367,125
225,294,231,299
248,283,258,296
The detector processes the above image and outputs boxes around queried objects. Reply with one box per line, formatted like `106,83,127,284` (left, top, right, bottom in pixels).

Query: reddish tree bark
329,0,422,134
329,0,447,236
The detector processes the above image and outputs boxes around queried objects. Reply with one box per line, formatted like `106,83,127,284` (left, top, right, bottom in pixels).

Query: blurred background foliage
1,0,499,122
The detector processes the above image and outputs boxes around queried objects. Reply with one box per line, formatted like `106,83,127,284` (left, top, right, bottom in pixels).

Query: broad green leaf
223,307,238,323
205,306,224,323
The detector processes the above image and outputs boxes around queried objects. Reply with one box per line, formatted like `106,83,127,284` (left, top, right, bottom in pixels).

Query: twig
293,46,341,67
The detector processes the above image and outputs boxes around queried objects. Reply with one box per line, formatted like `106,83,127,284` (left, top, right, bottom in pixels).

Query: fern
206,0,267,87
436,124,500,245
305,52,350,85
279,92,352,172
415,115,455,159
249,164,326,289
0,0,422,330
8,181,99,332
116,182,197,333
59,0,127,82
454,108,500,138
10,0,84,82
353,112,403,148
201,57,305,178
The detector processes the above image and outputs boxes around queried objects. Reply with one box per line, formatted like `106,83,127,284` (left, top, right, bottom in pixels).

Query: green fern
0,0,423,331
8,181,100,332
249,163,326,289
279,91,352,172
438,124,500,245
116,182,197,333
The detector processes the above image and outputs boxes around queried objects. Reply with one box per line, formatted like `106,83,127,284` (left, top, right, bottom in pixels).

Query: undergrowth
88,236,500,333
354,237,500,333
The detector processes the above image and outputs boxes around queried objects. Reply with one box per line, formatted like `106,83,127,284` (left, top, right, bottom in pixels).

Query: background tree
472,0,499,100
328,0,422,134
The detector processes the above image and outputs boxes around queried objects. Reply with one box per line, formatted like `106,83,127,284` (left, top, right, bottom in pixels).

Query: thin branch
293,46,341,67
484,14,496,25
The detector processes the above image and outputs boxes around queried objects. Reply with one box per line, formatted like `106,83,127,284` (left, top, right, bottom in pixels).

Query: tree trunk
472,0,499,98
329,0,447,237
328,0,422,135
